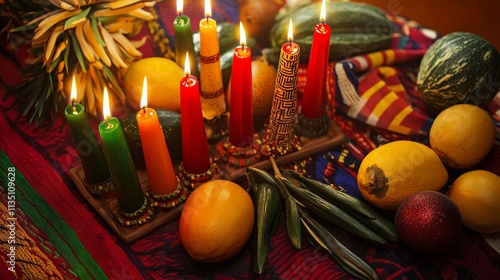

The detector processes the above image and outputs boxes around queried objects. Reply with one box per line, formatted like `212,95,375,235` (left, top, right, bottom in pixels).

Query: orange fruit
123,57,184,112
429,104,495,169
357,140,448,211
447,170,500,233
178,180,254,262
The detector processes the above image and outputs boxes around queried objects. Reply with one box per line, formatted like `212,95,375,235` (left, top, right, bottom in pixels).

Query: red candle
229,22,253,147
180,54,211,174
137,77,178,195
300,0,331,119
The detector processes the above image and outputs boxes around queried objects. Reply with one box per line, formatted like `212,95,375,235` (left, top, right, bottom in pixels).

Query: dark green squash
270,1,393,63
121,110,182,167
417,32,500,116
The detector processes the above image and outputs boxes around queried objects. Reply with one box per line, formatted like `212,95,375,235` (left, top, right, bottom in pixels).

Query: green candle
65,76,110,185
65,103,111,184
174,0,198,78
99,88,145,214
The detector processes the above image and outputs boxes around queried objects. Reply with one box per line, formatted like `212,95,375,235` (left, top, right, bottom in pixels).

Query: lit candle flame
239,21,246,47
103,87,111,121
70,75,77,103
184,52,191,76
176,0,183,15
140,76,148,109
205,0,211,18
320,0,326,23
287,18,294,42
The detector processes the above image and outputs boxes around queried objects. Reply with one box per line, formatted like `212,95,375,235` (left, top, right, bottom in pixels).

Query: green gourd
417,32,500,116
270,1,393,63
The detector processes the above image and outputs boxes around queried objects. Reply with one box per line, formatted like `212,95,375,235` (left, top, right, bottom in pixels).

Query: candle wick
142,106,147,114
105,120,111,128
206,16,209,23
71,99,76,113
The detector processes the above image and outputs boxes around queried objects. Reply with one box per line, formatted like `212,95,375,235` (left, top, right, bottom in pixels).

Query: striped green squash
270,1,393,63
417,32,500,116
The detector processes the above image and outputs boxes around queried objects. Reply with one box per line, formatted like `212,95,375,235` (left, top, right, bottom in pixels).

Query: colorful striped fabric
331,18,437,136
344,66,432,135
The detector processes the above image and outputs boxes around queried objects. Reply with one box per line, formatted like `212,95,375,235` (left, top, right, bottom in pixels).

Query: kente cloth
1,0,500,279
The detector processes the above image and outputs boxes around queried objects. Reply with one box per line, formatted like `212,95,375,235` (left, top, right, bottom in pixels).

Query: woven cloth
1,0,500,279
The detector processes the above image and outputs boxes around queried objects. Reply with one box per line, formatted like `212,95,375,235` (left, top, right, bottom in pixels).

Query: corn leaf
71,33,87,72
90,17,106,46
64,7,91,30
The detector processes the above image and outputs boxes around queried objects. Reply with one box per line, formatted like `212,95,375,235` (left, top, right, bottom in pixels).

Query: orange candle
136,77,178,195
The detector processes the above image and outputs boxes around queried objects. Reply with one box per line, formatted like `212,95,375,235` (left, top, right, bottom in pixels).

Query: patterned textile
332,25,433,137
1,1,500,279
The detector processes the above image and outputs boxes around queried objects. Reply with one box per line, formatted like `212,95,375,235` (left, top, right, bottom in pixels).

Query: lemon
123,57,184,112
178,180,254,263
357,140,449,211
429,104,495,169
448,170,500,233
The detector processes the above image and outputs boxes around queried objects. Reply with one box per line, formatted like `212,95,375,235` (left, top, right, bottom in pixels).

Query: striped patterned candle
263,19,301,156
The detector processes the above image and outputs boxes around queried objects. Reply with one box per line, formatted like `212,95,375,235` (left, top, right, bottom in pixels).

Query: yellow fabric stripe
388,84,406,93
377,67,406,93
361,80,385,99
378,67,396,77
385,50,396,64
388,105,413,135
371,91,398,117
368,52,384,67
347,80,386,119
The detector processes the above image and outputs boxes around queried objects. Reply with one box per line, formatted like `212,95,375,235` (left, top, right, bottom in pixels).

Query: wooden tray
70,120,344,244
69,166,183,244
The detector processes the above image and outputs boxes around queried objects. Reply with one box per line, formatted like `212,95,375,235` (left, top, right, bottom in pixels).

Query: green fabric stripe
0,150,108,279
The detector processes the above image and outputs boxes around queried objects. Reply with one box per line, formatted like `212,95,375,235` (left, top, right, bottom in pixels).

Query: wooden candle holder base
213,119,345,182
69,166,184,244
69,120,344,244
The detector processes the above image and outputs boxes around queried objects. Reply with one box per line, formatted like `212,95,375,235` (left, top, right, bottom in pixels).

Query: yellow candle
199,0,226,119
136,77,178,195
